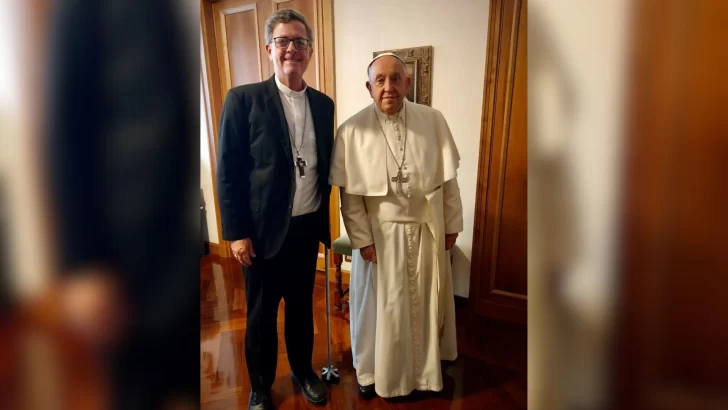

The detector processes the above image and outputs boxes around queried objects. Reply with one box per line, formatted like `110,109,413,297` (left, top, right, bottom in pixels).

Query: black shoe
291,371,328,405
248,391,273,410
358,382,376,399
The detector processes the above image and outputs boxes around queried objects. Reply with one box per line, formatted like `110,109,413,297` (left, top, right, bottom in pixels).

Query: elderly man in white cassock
329,53,463,399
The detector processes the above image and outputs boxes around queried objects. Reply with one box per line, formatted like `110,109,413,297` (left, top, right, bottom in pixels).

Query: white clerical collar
275,75,307,98
374,100,406,122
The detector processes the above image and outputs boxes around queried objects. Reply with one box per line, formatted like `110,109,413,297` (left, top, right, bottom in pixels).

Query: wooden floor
201,255,526,410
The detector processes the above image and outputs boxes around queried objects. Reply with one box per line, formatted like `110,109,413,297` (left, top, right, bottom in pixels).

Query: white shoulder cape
329,100,460,195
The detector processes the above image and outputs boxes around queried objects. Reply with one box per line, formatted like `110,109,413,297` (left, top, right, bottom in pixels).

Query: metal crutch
321,245,340,383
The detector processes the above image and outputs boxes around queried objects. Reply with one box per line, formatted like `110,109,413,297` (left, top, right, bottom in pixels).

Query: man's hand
445,233,458,251
359,244,377,264
61,268,127,349
231,238,256,267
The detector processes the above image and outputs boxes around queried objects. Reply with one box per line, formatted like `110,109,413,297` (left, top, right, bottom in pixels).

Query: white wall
333,0,490,297
201,83,219,244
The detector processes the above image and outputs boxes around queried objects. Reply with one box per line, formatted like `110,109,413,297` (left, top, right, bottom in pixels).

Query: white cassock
329,100,463,398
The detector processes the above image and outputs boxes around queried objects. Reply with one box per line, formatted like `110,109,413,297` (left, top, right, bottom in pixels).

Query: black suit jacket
217,76,334,259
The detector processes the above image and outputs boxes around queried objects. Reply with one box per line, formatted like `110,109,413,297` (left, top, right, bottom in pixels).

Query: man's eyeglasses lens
273,37,310,50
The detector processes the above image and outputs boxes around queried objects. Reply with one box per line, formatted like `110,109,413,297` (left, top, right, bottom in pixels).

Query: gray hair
264,9,314,45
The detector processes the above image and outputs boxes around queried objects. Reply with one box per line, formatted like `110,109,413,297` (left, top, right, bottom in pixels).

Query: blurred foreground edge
613,0,728,409
39,0,201,409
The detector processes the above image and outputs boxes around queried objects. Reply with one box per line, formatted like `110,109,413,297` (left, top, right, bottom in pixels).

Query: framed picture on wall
373,46,433,106
403,60,418,102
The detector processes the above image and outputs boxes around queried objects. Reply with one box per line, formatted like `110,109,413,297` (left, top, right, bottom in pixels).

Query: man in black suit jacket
216,9,334,410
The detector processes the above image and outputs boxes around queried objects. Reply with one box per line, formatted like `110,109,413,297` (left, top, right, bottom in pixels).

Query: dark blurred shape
45,0,199,409
0,179,11,318
612,0,728,409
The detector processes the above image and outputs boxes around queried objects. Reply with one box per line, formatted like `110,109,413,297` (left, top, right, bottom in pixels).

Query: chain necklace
374,103,410,194
288,96,308,178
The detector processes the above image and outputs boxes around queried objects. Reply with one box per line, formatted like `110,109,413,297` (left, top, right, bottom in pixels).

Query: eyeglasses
272,37,311,50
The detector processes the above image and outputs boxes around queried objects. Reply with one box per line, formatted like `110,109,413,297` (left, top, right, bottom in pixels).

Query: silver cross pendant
391,169,410,194
296,156,307,178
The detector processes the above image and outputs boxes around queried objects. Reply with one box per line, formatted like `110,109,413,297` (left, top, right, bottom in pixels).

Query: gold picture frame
373,46,433,106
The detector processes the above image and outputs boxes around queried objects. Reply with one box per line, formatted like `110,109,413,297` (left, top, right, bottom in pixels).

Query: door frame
469,0,527,324
200,0,339,262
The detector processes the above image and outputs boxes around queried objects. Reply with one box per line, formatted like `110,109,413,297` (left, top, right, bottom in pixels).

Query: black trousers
244,212,320,393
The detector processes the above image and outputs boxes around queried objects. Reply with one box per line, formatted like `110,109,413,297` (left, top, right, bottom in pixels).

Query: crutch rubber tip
321,367,341,384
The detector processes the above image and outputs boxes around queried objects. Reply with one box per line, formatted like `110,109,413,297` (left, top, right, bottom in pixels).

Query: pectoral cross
296,156,307,178
391,169,410,194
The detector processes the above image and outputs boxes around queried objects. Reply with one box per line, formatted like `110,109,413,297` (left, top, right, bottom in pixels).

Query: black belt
290,211,318,224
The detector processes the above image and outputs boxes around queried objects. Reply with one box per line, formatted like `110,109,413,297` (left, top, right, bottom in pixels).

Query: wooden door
613,0,728,408
469,0,527,324
201,0,338,263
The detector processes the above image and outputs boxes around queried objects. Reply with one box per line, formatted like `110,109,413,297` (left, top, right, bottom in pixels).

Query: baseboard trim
316,259,350,285
208,242,222,257
312,272,463,297
318,266,350,275
454,295,469,309
316,268,350,285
